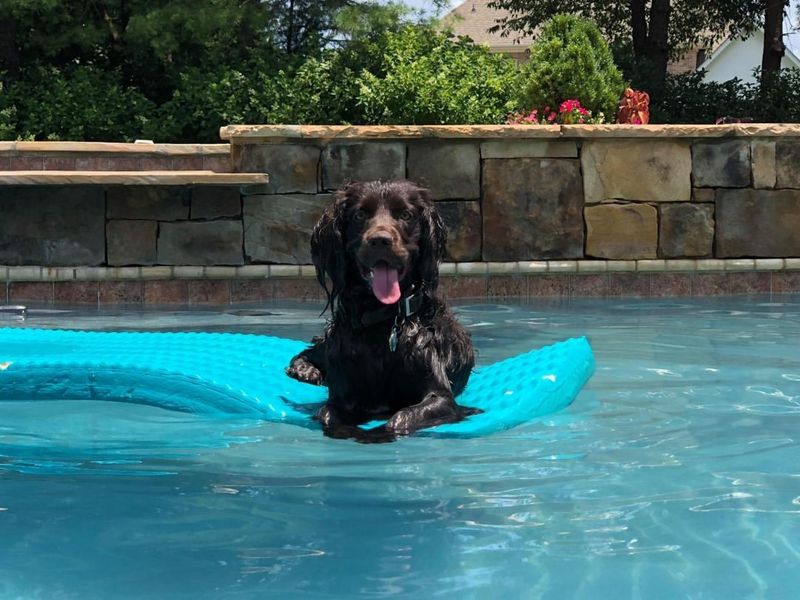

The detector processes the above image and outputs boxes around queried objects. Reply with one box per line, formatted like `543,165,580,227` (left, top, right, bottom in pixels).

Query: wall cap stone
0,170,267,186
222,124,560,141
222,123,800,142
2,141,229,156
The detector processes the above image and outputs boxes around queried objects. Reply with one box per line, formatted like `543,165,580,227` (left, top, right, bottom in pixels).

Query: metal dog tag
388,327,399,352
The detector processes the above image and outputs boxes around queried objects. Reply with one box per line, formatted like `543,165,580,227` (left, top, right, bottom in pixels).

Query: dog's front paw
386,408,418,435
286,357,324,385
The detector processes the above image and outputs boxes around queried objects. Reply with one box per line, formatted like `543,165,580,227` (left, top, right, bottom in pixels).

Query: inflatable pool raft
0,328,594,436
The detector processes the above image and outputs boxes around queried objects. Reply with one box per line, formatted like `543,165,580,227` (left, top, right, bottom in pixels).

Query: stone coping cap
4,259,798,282
0,141,230,156
221,123,800,142
220,124,561,141
0,170,268,185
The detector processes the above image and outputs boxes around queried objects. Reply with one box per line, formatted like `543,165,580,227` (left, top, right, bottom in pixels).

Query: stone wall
227,124,800,264
2,127,800,304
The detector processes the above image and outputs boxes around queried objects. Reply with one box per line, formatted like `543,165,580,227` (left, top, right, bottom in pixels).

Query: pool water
1,296,799,599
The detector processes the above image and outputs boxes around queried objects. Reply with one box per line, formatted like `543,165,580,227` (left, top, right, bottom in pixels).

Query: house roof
442,0,536,50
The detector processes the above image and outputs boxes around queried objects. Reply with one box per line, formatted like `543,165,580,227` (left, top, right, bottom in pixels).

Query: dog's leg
385,390,461,435
286,337,327,385
385,357,478,435
317,403,397,443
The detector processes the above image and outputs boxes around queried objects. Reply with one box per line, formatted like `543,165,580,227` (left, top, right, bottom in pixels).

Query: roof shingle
442,0,536,49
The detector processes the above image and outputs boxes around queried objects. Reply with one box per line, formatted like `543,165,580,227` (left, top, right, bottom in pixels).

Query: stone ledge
4,260,798,282
561,124,800,138
0,170,268,186
1,142,230,156
221,123,800,142
221,124,563,142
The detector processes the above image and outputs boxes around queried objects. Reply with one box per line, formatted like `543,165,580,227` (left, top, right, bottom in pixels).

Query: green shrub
651,70,750,123
9,66,155,141
142,26,521,137
145,62,289,142
271,49,366,125
0,82,16,140
755,68,800,122
650,68,800,124
356,26,520,124
517,14,625,118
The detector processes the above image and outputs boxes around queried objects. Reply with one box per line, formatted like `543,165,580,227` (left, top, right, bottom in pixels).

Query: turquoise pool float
0,328,594,436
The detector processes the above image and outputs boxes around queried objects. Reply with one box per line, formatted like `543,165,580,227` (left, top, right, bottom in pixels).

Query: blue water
1,296,800,599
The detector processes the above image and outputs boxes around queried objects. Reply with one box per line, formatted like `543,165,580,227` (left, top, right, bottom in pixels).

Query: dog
286,180,478,442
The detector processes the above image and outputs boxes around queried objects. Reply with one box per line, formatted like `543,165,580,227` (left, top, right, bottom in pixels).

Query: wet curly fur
286,180,478,442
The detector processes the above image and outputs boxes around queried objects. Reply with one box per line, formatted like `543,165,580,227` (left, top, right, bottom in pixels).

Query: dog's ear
311,184,357,311
414,185,447,292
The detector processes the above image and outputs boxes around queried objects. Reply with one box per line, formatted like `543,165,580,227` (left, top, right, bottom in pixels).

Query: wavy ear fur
414,186,447,293
311,185,356,313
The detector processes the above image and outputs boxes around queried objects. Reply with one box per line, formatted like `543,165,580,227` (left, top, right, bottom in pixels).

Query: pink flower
559,99,583,114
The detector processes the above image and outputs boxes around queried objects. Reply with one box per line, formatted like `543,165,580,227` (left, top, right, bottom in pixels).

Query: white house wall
703,30,800,84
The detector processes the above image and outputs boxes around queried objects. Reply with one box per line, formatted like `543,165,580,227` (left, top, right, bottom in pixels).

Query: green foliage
517,14,625,117
0,82,16,140
651,71,749,124
651,68,800,124
144,62,288,143
1,0,797,140
2,0,521,140
8,66,154,141
755,68,800,123
270,34,389,126
356,26,520,124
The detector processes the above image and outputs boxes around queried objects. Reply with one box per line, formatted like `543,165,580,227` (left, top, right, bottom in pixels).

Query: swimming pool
1,296,799,598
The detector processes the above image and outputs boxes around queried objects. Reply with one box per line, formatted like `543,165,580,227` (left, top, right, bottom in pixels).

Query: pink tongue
371,264,401,304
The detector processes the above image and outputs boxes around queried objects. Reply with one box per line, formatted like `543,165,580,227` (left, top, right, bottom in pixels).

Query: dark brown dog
286,180,478,442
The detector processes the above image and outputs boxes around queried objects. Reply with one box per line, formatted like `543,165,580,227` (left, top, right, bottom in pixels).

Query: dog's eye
399,209,414,221
352,209,367,223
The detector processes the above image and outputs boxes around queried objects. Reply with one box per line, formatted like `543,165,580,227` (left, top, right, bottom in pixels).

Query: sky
786,5,799,55
400,0,457,14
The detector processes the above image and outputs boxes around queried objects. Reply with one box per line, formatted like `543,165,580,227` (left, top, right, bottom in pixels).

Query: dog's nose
367,233,393,247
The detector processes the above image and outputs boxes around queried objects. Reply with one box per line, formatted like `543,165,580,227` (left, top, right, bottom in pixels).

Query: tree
516,14,624,116
0,1,416,95
487,1,764,88
762,1,789,73
0,0,277,100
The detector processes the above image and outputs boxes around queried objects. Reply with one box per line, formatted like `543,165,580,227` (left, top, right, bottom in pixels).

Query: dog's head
311,180,446,311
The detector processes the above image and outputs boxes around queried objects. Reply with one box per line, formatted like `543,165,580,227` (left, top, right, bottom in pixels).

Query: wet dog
286,180,477,442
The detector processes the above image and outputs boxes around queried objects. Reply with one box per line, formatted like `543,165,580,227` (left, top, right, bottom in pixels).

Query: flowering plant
507,99,605,125
616,88,650,124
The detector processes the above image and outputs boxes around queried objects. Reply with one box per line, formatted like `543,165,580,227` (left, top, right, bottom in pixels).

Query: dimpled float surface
0,328,594,436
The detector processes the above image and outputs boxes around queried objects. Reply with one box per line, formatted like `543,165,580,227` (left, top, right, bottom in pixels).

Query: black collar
348,288,424,329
